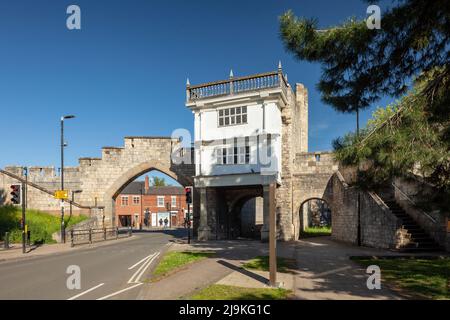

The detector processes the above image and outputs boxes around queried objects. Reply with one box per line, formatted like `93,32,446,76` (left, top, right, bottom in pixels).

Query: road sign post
21,181,26,254
269,182,277,287
185,187,192,244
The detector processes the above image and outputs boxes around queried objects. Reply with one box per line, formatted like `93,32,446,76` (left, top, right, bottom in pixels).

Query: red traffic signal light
10,185,21,205
185,187,192,204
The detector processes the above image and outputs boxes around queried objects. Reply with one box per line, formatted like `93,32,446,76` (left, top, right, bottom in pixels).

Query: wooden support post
269,182,277,287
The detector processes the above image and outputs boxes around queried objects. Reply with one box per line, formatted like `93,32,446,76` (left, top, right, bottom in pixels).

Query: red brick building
115,176,188,228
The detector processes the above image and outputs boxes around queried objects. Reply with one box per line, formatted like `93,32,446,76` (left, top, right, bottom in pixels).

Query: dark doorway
119,215,132,227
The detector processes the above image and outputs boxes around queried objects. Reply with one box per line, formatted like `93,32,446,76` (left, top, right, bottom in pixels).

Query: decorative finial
278,60,282,70
186,78,190,86
229,69,234,78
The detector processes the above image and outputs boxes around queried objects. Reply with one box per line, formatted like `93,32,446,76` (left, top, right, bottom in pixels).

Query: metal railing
70,227,132,247
187,71,288,102
392,182,437,223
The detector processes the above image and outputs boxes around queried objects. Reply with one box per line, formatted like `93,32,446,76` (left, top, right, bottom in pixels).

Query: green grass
189,284,291,300
352,257,450,300
152,251,215,279
0,205,87,244
242,256,296,273
301,226,332,237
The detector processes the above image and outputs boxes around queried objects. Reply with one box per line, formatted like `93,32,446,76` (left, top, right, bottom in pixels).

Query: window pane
236,107,241,114
225,117,229,125
219,118,224,126
242,114,247,123
231,116,235,124
225,109,229,116
242,106,247,113
230,108,235,115
236,115,241,124
219,110,223,116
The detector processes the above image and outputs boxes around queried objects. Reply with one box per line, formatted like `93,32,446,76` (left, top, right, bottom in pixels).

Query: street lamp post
61,115,75,244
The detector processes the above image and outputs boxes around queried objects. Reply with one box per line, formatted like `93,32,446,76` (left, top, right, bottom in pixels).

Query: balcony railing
186,70,288,103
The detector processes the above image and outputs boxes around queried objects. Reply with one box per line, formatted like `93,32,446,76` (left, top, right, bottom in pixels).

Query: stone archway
103,161,193,226
298,197,331,239
221,186,263,239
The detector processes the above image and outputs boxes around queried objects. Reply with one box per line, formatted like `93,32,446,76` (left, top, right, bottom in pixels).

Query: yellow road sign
54,190,68,200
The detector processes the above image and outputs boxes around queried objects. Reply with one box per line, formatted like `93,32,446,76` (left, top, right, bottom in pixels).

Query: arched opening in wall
112,170,188,230
298,198,331,239
239,196,264,239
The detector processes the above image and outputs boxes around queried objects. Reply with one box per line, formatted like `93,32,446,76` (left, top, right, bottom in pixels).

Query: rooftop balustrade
186,65,288,103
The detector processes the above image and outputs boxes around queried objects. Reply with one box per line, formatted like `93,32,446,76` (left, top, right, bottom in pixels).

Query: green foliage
279,0,450,114
352,258,450,300
0,206,87,244
280,0,450,211
333,76,450,211
189,284,291,300
301,226,332,237
0,205,20,240
151,177,167,187
242,256,297,273
152,251,214,278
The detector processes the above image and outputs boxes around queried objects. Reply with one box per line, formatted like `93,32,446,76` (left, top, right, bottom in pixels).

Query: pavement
0,233,433,300
291,237,403,300
0,229,185,300
137,237,410,300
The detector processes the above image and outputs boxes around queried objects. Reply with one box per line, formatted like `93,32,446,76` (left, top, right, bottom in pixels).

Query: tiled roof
120,181,184,195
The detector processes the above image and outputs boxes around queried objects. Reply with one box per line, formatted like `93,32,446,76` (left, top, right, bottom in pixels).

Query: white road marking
67,283,105,300
127,252,156,284
97,251,160,300
133,252,160,284
96,283,143,301
128,253,155,270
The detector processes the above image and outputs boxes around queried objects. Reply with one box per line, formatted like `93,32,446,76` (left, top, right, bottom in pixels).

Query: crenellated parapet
1,136,195,224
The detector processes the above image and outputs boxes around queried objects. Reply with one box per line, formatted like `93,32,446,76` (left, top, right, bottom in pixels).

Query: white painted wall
194,102,282,180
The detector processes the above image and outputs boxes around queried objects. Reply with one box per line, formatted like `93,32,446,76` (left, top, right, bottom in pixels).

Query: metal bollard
128,226,132,237
103,228,107,241
4,232,9,250
27,231,31,247
116,227,119,240
89,228,92,244
70,229,74,247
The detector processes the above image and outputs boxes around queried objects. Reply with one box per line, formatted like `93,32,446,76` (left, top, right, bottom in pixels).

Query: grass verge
242,256,297,273
301,226,332,237
351,257,450,300
152,251,215,280
189,284,291,300
0,205,87,244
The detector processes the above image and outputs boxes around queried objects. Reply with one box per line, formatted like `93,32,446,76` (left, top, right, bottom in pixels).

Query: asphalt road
0,229,185,300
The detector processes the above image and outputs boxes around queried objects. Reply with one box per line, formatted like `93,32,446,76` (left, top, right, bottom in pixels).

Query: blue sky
0,0,394,184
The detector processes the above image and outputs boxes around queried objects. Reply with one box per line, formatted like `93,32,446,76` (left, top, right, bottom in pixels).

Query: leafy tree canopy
152,177,167,187
280,1,450,210
279,0,449,114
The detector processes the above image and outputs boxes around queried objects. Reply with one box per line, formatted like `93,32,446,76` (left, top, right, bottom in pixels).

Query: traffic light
10,185,21,205
185,187,192,204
